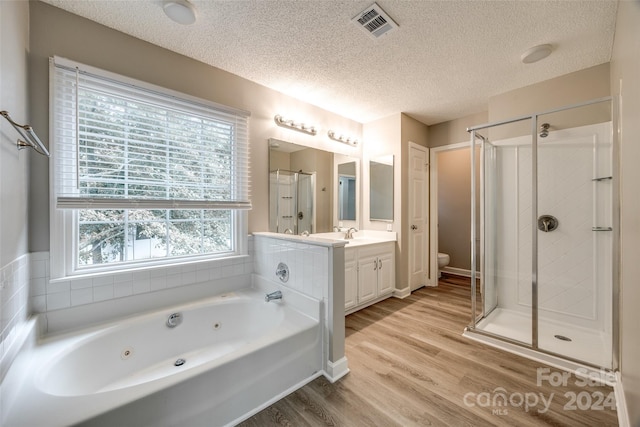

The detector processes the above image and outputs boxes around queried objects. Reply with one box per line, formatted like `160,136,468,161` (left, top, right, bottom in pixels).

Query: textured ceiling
41,0,618,126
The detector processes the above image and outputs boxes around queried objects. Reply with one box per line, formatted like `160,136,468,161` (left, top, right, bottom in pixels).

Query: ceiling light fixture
328,130,359,146
274,115,317,136
163,0,197,25
520,44,553,64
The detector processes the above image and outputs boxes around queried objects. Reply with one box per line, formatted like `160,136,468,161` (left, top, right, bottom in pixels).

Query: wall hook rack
0,110,50,157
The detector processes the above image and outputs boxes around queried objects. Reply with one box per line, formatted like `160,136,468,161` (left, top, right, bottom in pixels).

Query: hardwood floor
239,275,618,427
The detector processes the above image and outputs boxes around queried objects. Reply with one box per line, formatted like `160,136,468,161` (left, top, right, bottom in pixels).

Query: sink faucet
345,227,358,239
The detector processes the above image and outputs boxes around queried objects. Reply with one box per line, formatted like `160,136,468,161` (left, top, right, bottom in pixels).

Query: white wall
488,124,612,337
610,0,640,422
0,0,32,377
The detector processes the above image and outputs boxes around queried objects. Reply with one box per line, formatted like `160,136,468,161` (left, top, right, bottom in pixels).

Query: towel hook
0,110,50,157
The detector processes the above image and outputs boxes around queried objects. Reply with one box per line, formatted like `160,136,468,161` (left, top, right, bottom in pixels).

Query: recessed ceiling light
163,0,197,25
521,44,553,64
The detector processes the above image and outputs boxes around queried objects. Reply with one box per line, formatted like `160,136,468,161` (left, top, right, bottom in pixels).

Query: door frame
428,141,470,286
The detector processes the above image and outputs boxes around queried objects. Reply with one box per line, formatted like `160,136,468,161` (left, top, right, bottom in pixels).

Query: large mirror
338,162,357,221
269,139,359,234
369,155,394,221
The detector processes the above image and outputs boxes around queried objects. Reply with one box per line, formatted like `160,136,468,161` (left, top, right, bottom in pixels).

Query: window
50,57,250,277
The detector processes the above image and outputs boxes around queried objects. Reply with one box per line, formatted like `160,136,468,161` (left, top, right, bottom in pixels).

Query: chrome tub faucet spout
265,290,282,302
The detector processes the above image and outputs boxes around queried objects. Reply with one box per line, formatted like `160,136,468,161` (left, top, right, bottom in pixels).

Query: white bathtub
3,281,322,427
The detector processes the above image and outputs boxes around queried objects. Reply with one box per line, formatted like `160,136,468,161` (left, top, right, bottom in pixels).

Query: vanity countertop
310,230,397,248
252,230,396,248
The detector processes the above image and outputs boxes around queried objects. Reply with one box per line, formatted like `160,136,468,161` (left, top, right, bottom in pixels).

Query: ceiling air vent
352,3,398,39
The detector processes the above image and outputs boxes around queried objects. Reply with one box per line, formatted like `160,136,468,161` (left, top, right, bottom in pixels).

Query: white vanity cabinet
344,248,358,311
345,241,395,314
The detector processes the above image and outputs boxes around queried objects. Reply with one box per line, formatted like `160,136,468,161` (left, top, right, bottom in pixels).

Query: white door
409,143,429,291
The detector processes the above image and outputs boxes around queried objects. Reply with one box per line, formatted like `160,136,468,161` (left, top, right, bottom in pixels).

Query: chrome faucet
166,312,182,328
265,290,282,302
345,227,358,239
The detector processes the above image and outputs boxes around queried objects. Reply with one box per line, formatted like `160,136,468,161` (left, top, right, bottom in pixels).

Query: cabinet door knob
411,225,418,230
378,259,382,269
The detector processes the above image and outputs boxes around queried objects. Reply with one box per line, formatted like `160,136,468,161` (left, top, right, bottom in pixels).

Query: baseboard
393,286,411,299
324,357,350,383
442,266,480,278
614,371,630,427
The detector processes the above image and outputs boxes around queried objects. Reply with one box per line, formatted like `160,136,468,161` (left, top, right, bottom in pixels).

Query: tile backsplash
0,254,30,369
28,250,253,314
252,235,329,301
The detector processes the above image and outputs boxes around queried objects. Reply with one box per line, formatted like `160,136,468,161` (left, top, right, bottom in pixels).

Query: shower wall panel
492,122,612,333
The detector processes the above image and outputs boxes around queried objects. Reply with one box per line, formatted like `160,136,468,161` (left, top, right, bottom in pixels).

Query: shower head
539,123,550,138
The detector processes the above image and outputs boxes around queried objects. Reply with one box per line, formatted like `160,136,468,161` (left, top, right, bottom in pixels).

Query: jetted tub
3,279,322,427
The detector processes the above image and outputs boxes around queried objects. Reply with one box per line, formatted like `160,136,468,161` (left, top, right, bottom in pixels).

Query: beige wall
27,1,362,252
610,1,640,423
362,113,401,231
428,111,488,148
1,0,30,266
269,150,290,171
488,63,611,140
362,113,429,290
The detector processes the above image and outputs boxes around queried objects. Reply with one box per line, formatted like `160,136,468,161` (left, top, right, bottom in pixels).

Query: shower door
470,97,615,369
476,119,534,346
269,170,315,235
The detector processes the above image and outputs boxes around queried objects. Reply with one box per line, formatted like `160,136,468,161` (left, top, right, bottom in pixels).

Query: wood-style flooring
239,274,618,427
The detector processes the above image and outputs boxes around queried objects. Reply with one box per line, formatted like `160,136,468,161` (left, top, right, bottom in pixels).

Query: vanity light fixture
328,130,359,146
163,0,197,25
273,115,317,136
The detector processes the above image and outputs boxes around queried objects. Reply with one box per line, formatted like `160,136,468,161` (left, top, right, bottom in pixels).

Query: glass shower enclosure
466,97,616,370
269,169,315,235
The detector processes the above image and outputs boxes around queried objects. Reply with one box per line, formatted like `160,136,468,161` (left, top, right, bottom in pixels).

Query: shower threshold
472,308,612,369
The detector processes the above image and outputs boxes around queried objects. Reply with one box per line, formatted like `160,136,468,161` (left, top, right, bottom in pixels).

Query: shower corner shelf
592,227,613,231
592,176,613,182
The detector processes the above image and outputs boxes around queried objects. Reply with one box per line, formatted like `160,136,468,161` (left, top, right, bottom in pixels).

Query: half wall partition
465,97,616,370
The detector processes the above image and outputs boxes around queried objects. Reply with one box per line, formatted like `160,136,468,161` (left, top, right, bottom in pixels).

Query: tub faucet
265,290,282,302
345,227,358,239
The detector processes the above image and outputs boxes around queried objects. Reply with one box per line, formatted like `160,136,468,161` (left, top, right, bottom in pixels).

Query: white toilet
437,253,450,278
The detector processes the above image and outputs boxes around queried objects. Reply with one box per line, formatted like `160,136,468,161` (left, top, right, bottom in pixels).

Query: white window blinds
51,56,251,210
